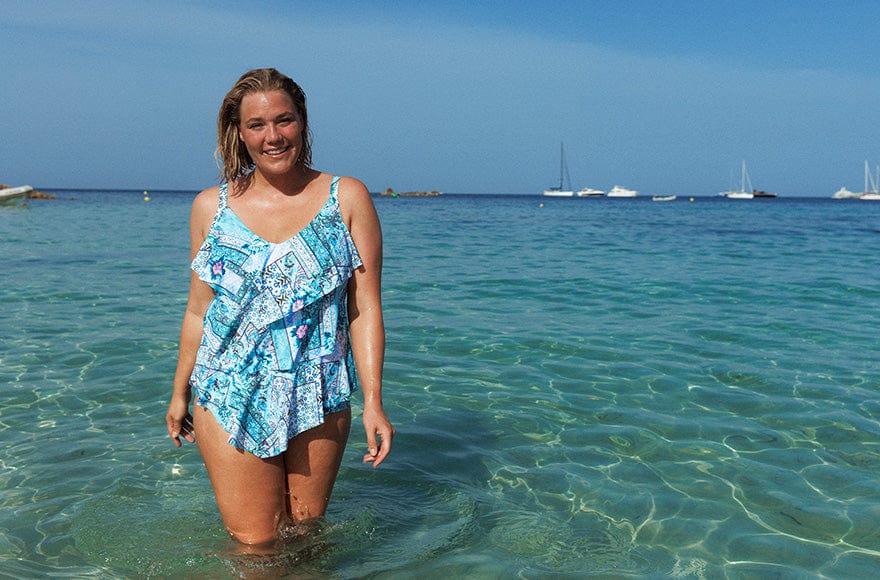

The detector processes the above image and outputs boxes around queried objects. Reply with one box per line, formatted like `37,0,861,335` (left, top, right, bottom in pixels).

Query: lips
264,145,290,156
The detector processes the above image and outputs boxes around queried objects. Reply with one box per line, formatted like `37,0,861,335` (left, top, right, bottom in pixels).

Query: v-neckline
224,188,333,246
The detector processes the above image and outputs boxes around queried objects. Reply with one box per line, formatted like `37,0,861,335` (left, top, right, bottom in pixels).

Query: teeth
265,147,288,155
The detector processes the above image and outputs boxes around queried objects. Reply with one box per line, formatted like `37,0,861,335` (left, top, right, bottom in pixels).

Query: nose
266,123,282,143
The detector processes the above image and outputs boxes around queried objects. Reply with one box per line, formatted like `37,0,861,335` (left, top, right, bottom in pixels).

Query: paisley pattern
189,176,362,458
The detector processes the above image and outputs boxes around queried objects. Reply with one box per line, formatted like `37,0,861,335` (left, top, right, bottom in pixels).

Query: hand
362,404,394,468
166,389,195,448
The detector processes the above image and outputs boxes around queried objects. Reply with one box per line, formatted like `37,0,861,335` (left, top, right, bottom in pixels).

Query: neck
250,164,316,196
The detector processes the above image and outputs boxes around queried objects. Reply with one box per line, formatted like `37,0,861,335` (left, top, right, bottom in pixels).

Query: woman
166,68,394,546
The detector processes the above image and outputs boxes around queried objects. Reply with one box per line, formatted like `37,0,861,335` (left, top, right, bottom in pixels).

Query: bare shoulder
335,176,376,221
193,185,221,212
191,185,221,236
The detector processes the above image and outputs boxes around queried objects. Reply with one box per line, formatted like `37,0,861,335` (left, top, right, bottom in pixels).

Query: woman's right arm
166,188,219,447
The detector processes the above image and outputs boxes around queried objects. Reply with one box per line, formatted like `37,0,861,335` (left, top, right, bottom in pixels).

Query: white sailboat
860,160,880,200
543,142,574,197
720,160,754,199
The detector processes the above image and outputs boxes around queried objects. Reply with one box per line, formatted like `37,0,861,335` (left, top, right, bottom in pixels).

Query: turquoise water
1,191,878,578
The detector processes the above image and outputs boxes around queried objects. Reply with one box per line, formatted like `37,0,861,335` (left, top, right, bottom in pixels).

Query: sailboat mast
558,142,565,190
740,160,752,193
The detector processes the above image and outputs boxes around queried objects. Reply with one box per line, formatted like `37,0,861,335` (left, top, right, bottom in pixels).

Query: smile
264,146,290,156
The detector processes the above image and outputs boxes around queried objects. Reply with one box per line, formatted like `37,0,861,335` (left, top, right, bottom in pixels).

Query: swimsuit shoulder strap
218,183,229,210
330,175,340,199
203,183,228,235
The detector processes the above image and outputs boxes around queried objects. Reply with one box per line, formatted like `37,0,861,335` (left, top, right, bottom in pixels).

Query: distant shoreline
18,187,859,200
380,188,442,197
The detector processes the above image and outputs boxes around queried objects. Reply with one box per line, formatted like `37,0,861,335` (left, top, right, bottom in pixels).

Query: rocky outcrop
0,184,55,199
380,187,441,197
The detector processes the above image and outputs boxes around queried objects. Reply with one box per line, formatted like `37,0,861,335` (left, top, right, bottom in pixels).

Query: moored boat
576,187,604,197
651,195,677,202
543,188,574,197
832,187,860,199
720,160,754,199
0,185,33,206
606,185,638,197
543,142,574,197
751,189,777,198
859,160,880,200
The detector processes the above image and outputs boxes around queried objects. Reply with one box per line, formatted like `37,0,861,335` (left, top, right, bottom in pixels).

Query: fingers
180,415,195,442
167,413,195,447
362,424,395,468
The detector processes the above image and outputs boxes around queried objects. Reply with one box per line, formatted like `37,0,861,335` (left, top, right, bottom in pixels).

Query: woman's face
238,90,304,177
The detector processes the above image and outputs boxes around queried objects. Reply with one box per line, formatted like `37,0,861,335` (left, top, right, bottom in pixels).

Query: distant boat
832,187,860,199
606,185,638,197
543,142,574,197
651,195,677,202
720,160,754,199
859,160,880,200
576,187,604,197
751,189,777,198
0,185,33,206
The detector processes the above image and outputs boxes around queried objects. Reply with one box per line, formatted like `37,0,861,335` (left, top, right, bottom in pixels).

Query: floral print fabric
189,176,362,458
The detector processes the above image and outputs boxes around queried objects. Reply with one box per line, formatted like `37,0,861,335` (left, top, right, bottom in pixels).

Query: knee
226,526,279,547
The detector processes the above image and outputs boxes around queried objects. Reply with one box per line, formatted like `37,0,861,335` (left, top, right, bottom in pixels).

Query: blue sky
3,1,880,196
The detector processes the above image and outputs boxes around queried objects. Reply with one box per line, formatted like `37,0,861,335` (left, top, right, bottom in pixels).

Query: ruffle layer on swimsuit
188,177,362,457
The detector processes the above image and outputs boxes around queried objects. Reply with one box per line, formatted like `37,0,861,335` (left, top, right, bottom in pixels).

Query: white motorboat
832,187,860,199
651,195,677,202
0,185,33,206
543,142,574,197
576,187,604,197
606,185,638,197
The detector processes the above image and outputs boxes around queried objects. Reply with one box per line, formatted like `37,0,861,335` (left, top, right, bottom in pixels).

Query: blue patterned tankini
189,176,362,458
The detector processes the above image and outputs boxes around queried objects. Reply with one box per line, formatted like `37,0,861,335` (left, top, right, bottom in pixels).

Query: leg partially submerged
194,406,352,544
284,408,351,521
194,406,287,545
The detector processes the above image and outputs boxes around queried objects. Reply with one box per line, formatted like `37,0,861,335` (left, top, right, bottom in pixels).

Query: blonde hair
215,68,312,188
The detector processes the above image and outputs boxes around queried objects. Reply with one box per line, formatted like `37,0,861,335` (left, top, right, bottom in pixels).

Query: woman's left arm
340,176,395,468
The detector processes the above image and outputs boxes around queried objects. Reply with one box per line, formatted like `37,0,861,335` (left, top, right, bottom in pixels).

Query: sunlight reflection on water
1,193,879,577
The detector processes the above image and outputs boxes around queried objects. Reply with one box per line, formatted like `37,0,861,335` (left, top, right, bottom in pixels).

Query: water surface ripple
1,192,878,577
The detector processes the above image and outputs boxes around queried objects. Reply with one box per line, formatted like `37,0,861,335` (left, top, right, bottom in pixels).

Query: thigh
193,405,287,545
284,408,352,521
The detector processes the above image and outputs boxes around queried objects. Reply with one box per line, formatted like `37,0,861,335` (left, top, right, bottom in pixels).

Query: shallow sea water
1,190,878,578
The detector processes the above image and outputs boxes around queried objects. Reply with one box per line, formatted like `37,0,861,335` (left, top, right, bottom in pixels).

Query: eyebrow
242,111,297,124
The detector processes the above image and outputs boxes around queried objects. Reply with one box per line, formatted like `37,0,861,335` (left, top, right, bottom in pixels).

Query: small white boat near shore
651,195,677,202
0,185,33,206
576,187,604,197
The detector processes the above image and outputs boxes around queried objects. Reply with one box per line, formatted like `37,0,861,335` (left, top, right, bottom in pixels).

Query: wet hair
215,68,312,187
